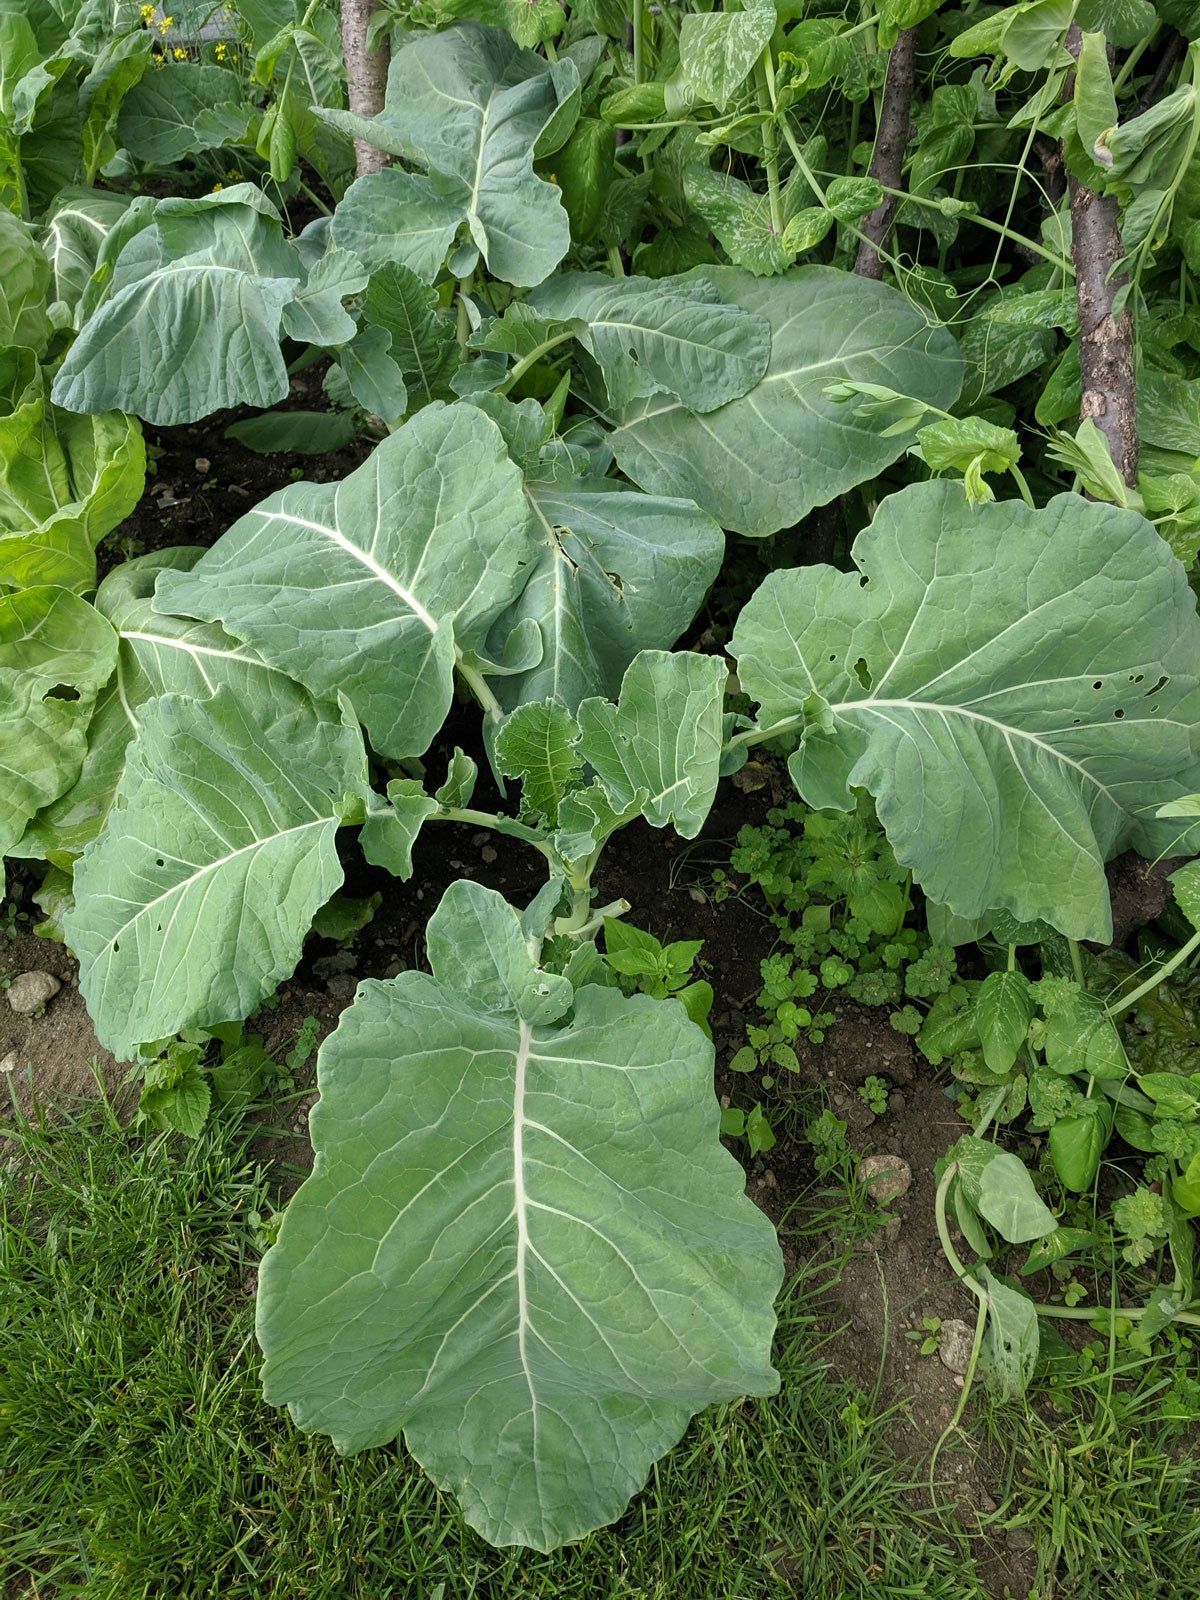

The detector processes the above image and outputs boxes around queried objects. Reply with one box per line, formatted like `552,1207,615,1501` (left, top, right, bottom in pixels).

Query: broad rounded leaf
65,687,365,1059
611,266,964,537
155,405,533,760
257,880,782,1550
731,482,1200,940
528,271,770,413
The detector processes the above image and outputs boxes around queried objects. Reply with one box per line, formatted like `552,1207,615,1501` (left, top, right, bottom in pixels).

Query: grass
4,1089,1197,1600
0,1088,995,1600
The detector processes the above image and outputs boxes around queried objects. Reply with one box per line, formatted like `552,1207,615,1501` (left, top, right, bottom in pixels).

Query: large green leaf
52,187,307,426
325,23,578,286
610,266,964,537
527,271,770,412
0,366,145,592
730,482,1200,941
117,62,250,164
0,209,51,353
155,404,533,760
19,547,292,859
65,686,365,1060
0,584,117,889
257,879,782,1551
485,470,724,713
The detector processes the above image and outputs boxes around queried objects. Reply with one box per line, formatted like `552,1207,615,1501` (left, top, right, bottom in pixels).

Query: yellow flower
214,41,227,59
158,14,173,31
139,4,155,18
212,181,224,191
172,46,187,59
227,168,243,181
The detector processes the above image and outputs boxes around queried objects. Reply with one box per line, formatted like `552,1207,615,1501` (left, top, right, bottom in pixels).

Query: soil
2,417,1042,1598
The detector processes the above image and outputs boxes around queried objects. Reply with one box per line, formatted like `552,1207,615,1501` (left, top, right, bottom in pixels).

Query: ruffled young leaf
0,210,51,353
495,700,582,823
577,649,727,838
155,404,532,761
325,23,578,287
257,879,782,1551
611,266,963,537
0,368,145,592
731,482,1200,940
359,780,440,880
361,263,459,408
65,687,366,1060
981,1271,1039,1399
528,270,770,412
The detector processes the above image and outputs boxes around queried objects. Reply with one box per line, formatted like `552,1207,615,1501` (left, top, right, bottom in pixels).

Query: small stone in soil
937,1317,975,1375
857,1152,912,1204
481,846,497,863
195,457,211,472
6,970,61,1015
0,1051,17,1074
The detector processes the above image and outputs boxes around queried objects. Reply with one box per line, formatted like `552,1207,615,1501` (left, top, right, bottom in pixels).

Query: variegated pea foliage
5,8,1200,1554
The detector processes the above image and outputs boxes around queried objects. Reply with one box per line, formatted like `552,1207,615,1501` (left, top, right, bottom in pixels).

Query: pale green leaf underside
155,405,532,760
20,547,292,858
611,266,964,537
65,687,364,1059
323,23,576,287
257,881,782,1551
731,482,1200,941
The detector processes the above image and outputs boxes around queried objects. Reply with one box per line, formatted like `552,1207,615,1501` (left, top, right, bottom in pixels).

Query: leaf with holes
257,879,782,1551
731,482,1200,941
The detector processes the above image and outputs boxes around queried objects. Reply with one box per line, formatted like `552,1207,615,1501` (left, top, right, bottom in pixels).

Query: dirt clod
7,970,61,1015
938,1317,976,1375
858,1152,912,1204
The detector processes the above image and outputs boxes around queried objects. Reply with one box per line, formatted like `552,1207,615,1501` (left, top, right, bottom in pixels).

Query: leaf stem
632,0,644,83
755,53,784,238
497,328,577,393
1106,926,1200,1020
455,658,504,722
